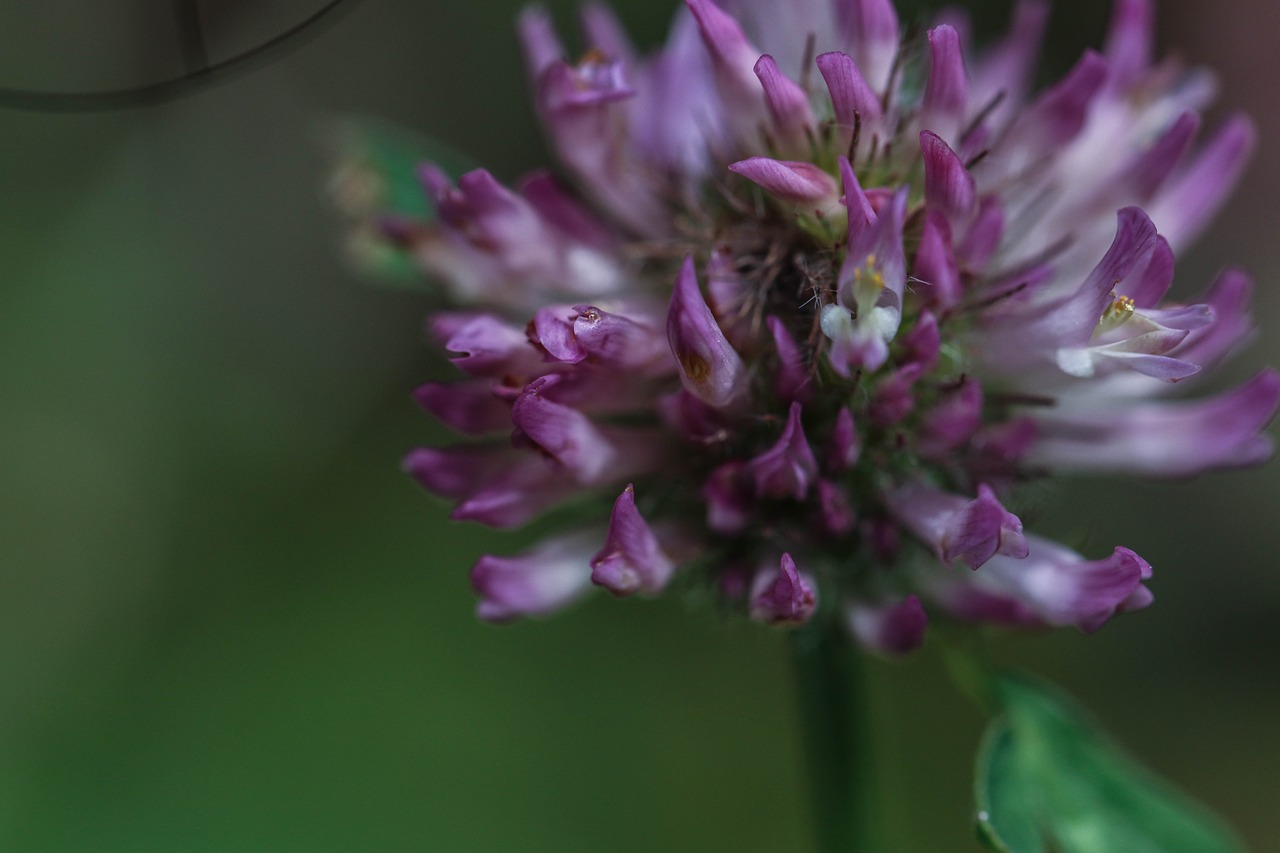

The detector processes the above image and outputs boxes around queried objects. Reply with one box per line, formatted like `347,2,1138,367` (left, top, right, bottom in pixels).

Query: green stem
790,616,875,853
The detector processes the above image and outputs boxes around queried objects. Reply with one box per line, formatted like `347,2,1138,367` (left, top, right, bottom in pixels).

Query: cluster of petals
387,0,1277,655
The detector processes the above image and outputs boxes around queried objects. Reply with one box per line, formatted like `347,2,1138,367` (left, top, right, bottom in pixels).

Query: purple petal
580,2,638,66
749,401,819,500
869,363,923,427
956,197,1004,270
921,131,977,223
532,305,588,363
438,313,545,378
919,378,984,457
1122,235,1174,308
768,316,812,403
471,530,599,622
817,480,857,536
751,553,818,626
1102,0,1154,90
412,381,512,436
729,157,840,206
817,51,882,155
838,156,875,243
753,54,815,153
1000,51,1109,164
886,481,1027,569
518,172,616,250
1170,268,1255,371
702,460,755,535
517,6,565,79
570,303,672,372
923,25,968,144
929,536,1152,633
969,0,1049,130
914,212,963,308
1149,115,1256,251
1125,111,1199,202
847,596,928,656
833,0,899,92
404,445,578,529
591,484,676,596
667,256,749,408
941,484,1029,568
1030,370,1280,476
826,406,862,471
684,0,766,135
512,376,665,484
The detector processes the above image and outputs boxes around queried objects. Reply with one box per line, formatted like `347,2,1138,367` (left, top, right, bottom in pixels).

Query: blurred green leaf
975,675,1245,853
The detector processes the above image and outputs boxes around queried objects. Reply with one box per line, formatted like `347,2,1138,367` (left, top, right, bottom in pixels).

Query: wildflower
381,0,1276,653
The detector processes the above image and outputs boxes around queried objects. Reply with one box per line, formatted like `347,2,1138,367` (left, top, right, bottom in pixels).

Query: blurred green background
1,1,1277,850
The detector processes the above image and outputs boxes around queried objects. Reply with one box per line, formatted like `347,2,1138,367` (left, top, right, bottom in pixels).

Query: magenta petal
1171,268,1255,371
667,256,748,408
439,314,546,378
847,596,928,656
753,54,815,153
750,401,820,500
955,197,1004,269
901,310,941,371
1004,50,1108,158
886,481,1027,569
591,484,676,596
579,2,638,66
833,0,900,92
826,406,862,471
816,51,882,154
1150,114,1256,251
471,530,599,622
517,6,565,79
702,461,755,535
1125,111,1199,202
921,131,977,223
767,316,811,403
1102,0,1154,89
532,305,588,363
512,377,667,486
519,172,617,250
919,378,984,457
571,303,671,372
729,157,840,205
750,553,818,626
413,381,512,436
869,363,923,427
838,156,876,243
923,25,968,144
968,0,1048,129
817,480,857,537
941,484,1028,568
1029,369,1280,476
1123,236,1175,308
684,0,765,131
404,445,577,529
914,212,962,308
931,536,1152,633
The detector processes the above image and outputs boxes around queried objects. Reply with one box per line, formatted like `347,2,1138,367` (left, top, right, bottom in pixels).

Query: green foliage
975,675,1245,853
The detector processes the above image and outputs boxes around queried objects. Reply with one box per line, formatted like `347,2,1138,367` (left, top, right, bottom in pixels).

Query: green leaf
976,720,1047,853
975,674,1245,853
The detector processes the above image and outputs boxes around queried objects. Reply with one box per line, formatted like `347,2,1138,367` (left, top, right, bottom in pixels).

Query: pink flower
373,0,1275,648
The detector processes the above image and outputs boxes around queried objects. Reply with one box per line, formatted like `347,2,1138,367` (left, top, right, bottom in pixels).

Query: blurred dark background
0,1,1276,850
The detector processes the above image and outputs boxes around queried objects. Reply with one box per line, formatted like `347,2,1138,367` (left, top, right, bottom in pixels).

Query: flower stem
790,616,876,853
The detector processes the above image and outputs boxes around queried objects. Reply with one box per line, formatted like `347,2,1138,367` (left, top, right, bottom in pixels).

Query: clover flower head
383,0,1277,653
